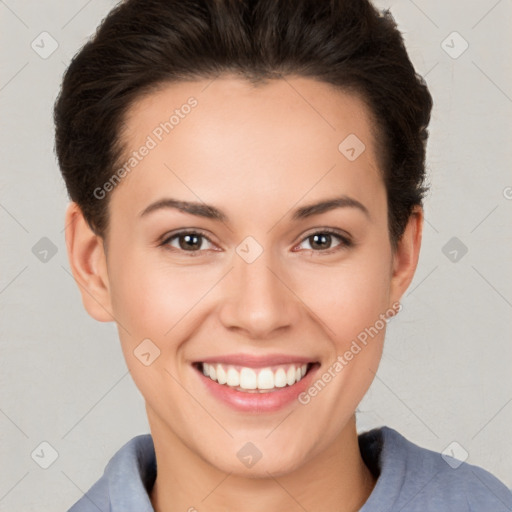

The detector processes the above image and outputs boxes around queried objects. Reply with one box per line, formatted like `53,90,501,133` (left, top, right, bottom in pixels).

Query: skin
65,76,422,512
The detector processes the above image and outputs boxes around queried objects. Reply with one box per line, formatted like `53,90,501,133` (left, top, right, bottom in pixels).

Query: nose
217,246,301,340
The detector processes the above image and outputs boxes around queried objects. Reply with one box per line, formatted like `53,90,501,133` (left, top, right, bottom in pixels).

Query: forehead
122,75,379,159
111,76,385,223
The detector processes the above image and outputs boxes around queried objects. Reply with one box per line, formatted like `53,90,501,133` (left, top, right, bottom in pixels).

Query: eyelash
159,228,353,257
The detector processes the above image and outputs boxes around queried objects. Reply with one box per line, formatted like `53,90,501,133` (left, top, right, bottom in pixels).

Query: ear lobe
389,206,423,304
64,202,114,322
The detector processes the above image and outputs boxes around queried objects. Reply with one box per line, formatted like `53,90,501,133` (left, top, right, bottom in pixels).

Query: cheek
109,249,208,336
108,254,198,414
292,248,392,425
294,247,393,343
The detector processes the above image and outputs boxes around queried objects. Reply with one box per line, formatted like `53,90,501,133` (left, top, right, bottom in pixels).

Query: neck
149,414,376,512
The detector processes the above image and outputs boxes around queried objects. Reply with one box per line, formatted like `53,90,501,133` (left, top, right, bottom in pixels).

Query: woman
54,0,512,510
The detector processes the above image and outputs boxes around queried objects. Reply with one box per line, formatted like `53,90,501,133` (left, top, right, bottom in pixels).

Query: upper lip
195,354,317,368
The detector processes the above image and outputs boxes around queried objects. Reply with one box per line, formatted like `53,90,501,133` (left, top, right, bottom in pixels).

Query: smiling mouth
194,362,317,393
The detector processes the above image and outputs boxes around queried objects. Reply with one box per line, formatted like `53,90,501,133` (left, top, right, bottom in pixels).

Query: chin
223,457,303,479
202,439,311,478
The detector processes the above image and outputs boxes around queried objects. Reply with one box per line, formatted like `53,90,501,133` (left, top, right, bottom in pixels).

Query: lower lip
195,364,319,413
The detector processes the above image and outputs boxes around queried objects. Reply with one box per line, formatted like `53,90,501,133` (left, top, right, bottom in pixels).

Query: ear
389,206,423,305
64,202,114,322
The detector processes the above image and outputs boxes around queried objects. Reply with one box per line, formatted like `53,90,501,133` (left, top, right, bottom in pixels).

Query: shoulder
67,434,156,512
359,425,512,511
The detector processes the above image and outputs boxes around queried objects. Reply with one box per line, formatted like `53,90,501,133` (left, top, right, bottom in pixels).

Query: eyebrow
139,195,370,222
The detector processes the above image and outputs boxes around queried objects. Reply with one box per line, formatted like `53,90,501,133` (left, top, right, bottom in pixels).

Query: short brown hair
54,0,433,246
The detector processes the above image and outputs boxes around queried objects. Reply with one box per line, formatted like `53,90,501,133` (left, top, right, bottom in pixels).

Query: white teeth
274,368,287,388
200,362,310,391
240,368,257,390
286,366,296,386
257,368,274,390
216,364,227,385
226,367,240,387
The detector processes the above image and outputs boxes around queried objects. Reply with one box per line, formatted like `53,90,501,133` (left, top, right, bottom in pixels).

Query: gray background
1,0,511,510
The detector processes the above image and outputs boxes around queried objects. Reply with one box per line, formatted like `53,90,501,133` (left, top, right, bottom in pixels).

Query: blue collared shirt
67,426,512,511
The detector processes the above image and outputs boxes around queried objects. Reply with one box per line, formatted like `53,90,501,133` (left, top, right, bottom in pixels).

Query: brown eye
309,233,334,250
297,230,352,252
162,231,214,253
178,233,203,251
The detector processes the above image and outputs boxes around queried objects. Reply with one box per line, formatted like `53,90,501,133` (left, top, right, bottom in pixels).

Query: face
71,76,420,477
